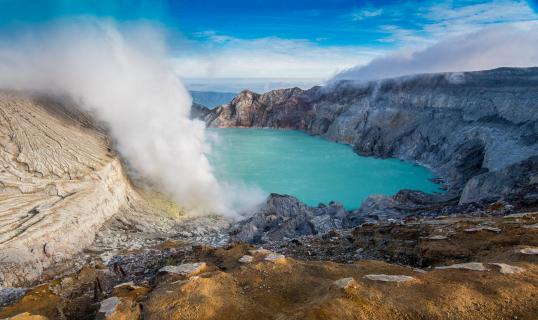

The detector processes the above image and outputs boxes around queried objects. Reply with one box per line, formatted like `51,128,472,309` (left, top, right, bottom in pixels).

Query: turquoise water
208,128,441,210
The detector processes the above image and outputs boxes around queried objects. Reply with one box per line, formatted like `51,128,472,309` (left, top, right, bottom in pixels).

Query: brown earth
1,213,537,320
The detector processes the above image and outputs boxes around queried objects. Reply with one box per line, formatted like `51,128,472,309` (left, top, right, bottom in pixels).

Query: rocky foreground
1,68,538,319
1,212,537,319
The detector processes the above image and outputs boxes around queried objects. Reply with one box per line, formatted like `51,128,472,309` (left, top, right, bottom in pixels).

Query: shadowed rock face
200,67,538,208
229,194,347,243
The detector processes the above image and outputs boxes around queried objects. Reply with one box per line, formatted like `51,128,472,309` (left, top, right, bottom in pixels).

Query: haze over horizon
1,0,538,92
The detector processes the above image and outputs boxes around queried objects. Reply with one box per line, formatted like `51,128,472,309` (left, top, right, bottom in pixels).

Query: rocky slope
0,92,135,287
199,67,538,217
2,211,537,319
0,92,230,288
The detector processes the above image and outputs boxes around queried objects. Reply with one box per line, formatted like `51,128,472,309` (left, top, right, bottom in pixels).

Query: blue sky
1,0,537,91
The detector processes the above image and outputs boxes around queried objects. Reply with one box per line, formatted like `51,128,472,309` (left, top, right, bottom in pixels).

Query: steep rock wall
0,92,134,286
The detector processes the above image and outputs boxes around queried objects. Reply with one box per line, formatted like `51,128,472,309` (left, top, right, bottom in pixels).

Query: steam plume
333,24,538,82
0,18,264,217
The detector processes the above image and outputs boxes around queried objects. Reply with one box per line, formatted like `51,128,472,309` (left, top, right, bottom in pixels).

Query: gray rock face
229,194,347,243
202,68,538,209
460,156,538,204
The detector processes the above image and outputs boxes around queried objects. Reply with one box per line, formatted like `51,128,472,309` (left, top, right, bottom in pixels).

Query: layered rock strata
0,92,134,286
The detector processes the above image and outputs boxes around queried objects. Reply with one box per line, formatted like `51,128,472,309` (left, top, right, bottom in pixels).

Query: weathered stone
413,268,428,274
436,262,487,271
113,281,144,290
230,194,347,243
98,297,121,317
464,226,501,233
0,94,135,287
520,247,538,255
425,235,448,240
504,212,538,219
264,253,286,263
333,277,356,289
158,262,207,277
364,274,415,282
238,255,254,263
489,263,525,274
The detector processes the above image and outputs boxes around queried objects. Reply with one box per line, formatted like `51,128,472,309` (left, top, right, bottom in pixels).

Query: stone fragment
520,247,538,255
264,253,286,263
158,262,206,277
112,281,145,290
436,262,487,271
489,263,525,274
98,297,121,317
333,277,356,289
363,274,415,282
464,226,501,233
504,212,538,219
425,235,448,240
248,248,272,256
238,255,254,263
523,223,538,229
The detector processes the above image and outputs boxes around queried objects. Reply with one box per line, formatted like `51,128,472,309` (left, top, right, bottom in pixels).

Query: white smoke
0,18,265,217
333,23,538,82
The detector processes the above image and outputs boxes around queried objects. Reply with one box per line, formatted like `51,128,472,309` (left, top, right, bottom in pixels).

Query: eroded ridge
0,92,133,286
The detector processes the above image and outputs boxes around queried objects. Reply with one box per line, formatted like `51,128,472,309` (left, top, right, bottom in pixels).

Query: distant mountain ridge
190,90,237,108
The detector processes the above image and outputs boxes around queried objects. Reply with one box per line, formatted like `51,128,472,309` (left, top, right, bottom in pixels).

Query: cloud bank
173,33,382,80
0,18,264,217
333,23,538,82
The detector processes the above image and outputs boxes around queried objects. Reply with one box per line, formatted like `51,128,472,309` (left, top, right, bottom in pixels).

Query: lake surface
208,128,441,210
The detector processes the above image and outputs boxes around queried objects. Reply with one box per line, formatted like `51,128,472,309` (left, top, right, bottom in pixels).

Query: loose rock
364,274,415,282
520,247,538,255
98,296,121,317
158,262,207,277
464,226,501,233
333,277,356,289
436,262,487,271
489,263,525,274
238,255,254,263
264,253,286,263
425,235,448,240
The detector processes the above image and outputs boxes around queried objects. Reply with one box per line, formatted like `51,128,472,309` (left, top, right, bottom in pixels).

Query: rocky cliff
0,92,231,287
0,92,137,286
200,68,538,212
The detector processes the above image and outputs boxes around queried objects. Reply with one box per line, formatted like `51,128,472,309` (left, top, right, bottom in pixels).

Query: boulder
489,263,524,274
158,263,207,277
363,274,415,282
435,262,487,271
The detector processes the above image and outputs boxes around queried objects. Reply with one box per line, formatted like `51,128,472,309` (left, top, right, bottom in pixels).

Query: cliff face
0,92,135,286
202,68,538,205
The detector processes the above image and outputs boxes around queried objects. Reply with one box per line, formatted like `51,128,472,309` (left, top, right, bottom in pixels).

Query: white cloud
171,1,538,88
172,33,385,80
351,8,384,21
333,23,538,81
377,0,538,46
